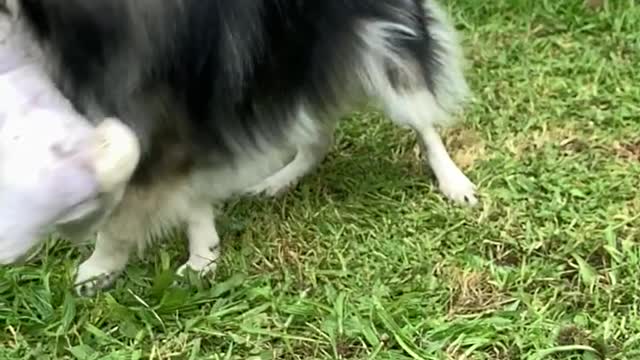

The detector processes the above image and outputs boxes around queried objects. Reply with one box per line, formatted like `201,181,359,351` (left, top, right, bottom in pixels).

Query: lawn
1,0,639,359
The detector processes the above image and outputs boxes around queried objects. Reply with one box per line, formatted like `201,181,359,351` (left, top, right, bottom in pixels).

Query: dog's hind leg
246,110,334,197
381,90,478,206
246,138,331,197
359,65,478,206
414,118,477,206
357,1,478,206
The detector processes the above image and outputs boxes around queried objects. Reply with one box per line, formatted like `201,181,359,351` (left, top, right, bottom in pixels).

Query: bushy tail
354,0,471,127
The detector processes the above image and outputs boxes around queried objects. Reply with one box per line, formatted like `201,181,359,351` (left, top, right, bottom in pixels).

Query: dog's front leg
176,200,220,277
74,230,132,296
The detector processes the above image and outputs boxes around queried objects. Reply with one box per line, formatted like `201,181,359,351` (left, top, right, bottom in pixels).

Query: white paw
74,261,120,296
176,254,218,278
438,171,478,207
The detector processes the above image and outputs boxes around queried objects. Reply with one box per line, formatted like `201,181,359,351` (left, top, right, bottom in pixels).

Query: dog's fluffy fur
8,0,477,294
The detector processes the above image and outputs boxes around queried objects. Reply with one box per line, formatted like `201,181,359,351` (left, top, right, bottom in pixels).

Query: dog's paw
176,256,218,278
438,171,478,207
74,261,119,296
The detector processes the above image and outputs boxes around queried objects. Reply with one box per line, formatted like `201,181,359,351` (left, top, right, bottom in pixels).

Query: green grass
2,0,640,359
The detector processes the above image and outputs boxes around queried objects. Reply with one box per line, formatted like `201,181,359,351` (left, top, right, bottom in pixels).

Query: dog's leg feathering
176,200,220,277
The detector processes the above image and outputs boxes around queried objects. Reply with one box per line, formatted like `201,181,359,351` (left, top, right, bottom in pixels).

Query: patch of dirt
584,0,605,10
276,236,303,268
446,269,509,316
557,325,592,346
612,141,640,161
506,125,591,158
509,126,640,163
335,340,363,359
485,240,522,267
557,325,612,358
445,344,516,360
443,127,488,170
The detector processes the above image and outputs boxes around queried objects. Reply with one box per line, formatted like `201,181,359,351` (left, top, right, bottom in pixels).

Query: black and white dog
3,0,477,295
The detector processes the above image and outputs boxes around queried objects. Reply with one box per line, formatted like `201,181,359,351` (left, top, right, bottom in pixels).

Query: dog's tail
355,0,471,128
419,0,471,119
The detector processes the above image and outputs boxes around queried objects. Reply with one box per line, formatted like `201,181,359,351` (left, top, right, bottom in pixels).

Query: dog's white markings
176,201,220,277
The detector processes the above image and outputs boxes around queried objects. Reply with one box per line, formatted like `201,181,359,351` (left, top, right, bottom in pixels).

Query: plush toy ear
92,117,141,193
